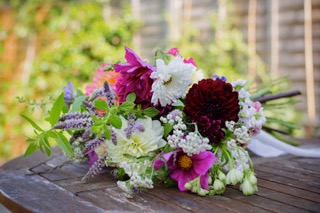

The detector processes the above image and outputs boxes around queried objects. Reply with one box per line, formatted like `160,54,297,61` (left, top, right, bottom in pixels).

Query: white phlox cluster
161,110,212,156
118,161,154,191
226,121,251,145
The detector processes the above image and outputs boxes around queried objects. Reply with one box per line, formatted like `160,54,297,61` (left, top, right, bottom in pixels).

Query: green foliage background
0,0,137,163
0,0,301,164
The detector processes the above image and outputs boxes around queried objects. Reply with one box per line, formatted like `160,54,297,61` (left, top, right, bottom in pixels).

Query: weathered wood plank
1,147,61,171
0,169,104,213
149,186,270,213
255,186,320,212
55,175,117,194
78,187,190,212
255,164,320,186
257,170,320,194
145,186,233,213
225,187,311,213
257,178,320,203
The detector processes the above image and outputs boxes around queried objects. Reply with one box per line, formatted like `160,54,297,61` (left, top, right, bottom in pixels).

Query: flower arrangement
23,47,266,197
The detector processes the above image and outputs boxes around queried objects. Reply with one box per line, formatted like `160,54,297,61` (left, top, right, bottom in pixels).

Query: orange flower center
178,155,193,170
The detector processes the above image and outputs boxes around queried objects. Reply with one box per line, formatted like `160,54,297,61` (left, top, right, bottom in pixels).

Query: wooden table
0,147,319,213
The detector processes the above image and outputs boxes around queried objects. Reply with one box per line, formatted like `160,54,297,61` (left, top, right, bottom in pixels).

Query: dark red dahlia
184,78,240,144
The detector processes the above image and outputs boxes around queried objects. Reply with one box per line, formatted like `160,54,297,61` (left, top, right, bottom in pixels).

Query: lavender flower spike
88,81,115,107
63,81,74,109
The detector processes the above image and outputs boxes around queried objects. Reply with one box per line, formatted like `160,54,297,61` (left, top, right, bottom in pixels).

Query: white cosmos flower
106,116,166,164
151,56,195,107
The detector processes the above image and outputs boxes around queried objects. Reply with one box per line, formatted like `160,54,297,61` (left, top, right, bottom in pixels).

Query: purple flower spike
63,81,74,109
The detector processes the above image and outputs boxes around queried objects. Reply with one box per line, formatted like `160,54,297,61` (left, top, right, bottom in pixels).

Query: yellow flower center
164,76,173,85
178,155,193,170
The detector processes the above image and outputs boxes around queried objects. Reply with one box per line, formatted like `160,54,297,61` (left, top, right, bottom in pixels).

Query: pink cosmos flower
85,64,120,96
114,47,156,108
167,47,197,67
154,150,215,191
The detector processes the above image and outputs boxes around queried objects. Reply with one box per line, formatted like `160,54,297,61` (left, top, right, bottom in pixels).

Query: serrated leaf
91,124,103,137
54,131,74,157
119,101,135,112
94,99,109,110
20,114,43,132
143,107,159,118
71,95,86,112
163,123,173,138
103,125,110,140
108,114,122,129
24,143,38,157
49,93,65,126
126,93,136,102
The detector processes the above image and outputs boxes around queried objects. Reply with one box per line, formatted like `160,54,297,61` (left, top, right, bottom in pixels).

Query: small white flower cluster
161,110,211,155
226,121,251,145
231,80,266,135
117,161,154,193
71,141,86,163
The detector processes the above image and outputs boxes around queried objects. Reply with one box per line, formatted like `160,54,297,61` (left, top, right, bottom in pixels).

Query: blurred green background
0,0,312,165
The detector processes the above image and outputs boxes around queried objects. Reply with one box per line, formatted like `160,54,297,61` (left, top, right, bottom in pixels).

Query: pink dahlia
154,150,215,191
85,64,120,96
167,47,197,67
184,78,240,144
114,47,156,108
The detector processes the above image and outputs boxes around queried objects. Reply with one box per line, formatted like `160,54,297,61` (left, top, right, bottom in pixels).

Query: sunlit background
0,0,319,165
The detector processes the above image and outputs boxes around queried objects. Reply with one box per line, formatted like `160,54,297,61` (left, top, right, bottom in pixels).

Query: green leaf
163,123,173,138
143,107,159,118
94,99,109,110
172,100,185,107
24,143,38,157
126,93,136,102
20,114,44,132
119,101,135,112
154,50,174,65
109,114,122,129
103,125,110,140
71,95,86,112
54,131,74,157
43,136,51,156
49,93,65,126
91,124,103,138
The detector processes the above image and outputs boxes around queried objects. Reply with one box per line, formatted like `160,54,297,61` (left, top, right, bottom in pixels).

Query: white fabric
249,131,320,158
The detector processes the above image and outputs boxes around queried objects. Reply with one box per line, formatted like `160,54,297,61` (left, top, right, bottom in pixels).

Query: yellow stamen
164,76,173,85
178,155,193,170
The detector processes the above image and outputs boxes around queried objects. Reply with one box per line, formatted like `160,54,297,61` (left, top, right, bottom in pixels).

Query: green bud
226,169,244,185
240,179,257,196
213,179,225,195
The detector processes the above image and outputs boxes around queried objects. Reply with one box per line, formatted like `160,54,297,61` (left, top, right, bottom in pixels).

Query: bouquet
23,47,266,196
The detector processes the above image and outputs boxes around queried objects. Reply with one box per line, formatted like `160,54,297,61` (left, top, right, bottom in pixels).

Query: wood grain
1,148,320,212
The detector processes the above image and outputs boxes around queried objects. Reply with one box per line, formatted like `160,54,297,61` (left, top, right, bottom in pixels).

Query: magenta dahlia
184,78,240,144
114,47,156,108
154,150,215,191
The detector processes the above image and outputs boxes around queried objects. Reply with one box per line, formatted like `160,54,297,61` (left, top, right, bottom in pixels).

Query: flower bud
218,170,226,182
240,179,256,196
213,179,225,195
248,173,257,185
226,169,243,185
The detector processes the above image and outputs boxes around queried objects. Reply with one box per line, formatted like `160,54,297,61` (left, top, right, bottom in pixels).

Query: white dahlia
151,56,195,107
